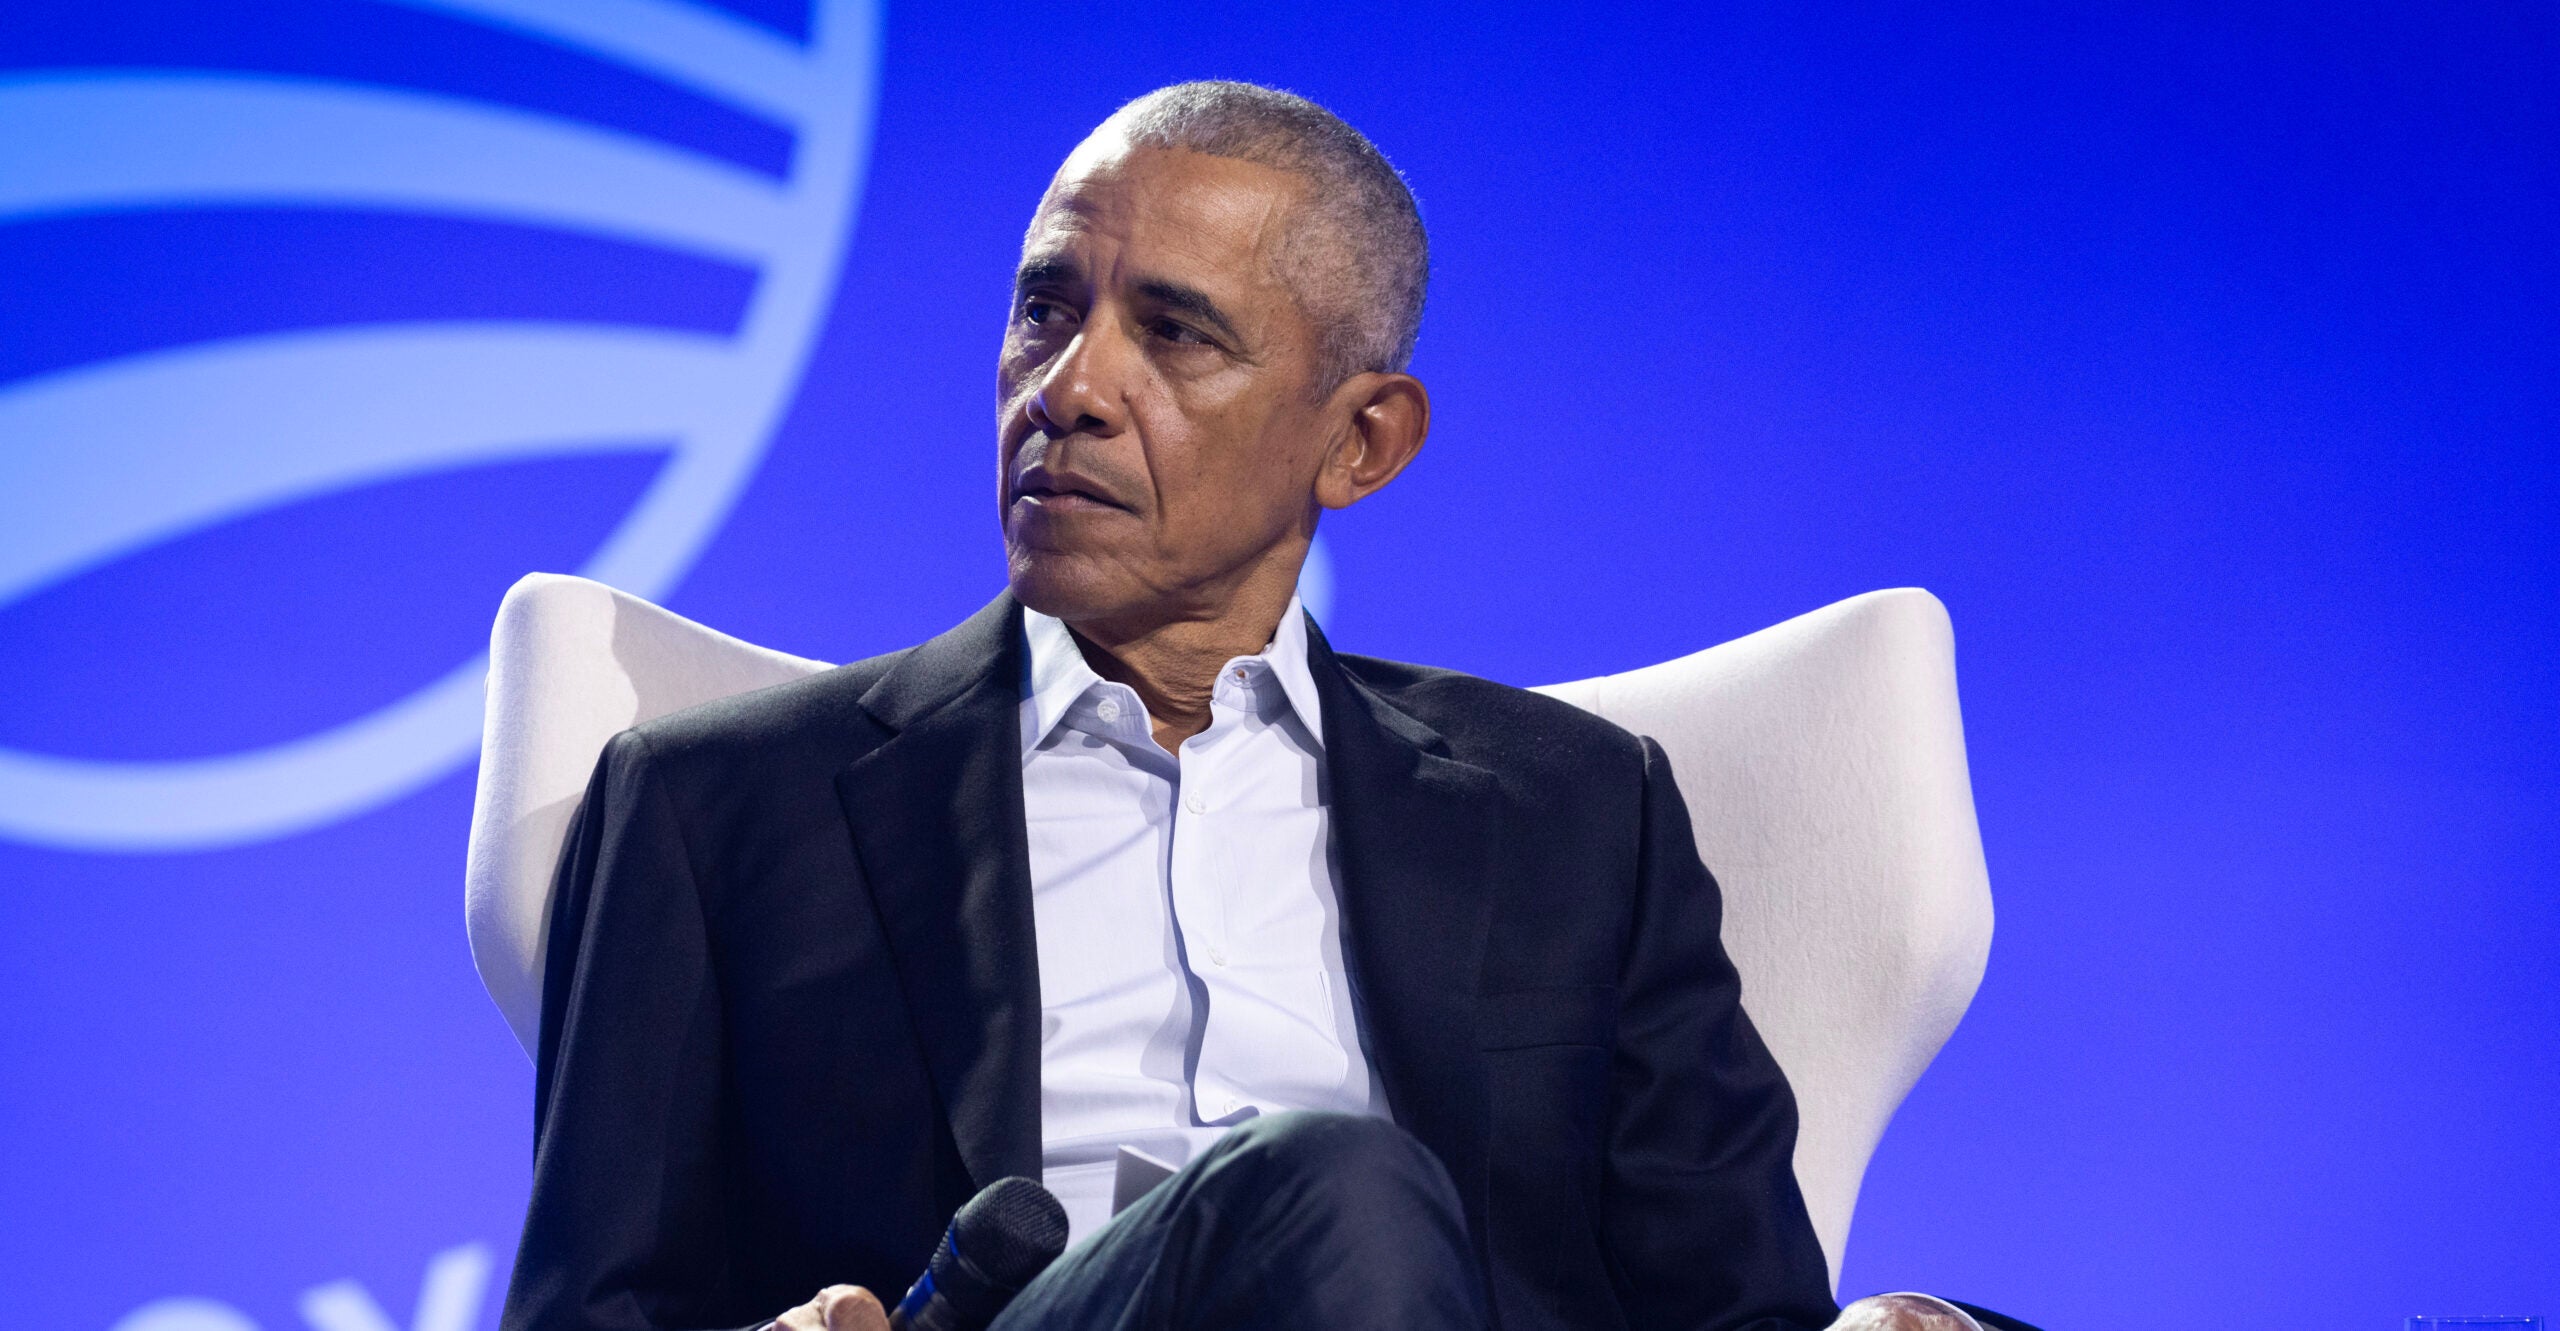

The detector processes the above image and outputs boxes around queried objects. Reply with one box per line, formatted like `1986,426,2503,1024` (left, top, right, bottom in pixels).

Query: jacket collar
851,591,1021,733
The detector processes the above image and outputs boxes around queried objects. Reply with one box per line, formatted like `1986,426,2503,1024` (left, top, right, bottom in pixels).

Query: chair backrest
465,574,1990,1289
465,574,831,1055
1531,589,1991,1285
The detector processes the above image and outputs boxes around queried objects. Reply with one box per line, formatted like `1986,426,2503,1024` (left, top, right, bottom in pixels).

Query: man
505,82,1985,1331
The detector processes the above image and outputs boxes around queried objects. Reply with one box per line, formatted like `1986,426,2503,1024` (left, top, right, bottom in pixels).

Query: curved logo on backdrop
0,0,880,851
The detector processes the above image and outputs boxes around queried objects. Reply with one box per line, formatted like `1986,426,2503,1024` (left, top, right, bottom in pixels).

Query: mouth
1010,473,1130,514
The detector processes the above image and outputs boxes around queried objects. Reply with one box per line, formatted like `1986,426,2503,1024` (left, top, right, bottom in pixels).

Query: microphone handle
885,1271,945,1331
888,1223,1006,1331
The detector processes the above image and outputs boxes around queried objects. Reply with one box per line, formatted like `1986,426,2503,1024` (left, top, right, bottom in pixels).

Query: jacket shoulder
618,644,910,778
1337,652,1649,782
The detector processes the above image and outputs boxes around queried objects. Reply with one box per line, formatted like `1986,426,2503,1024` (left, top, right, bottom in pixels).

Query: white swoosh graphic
0,0,881,850
0,325,734,603
0,74,792,264
387,0,823,120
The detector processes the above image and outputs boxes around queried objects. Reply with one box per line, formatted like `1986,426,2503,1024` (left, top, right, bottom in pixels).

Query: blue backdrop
2,2,2553,1328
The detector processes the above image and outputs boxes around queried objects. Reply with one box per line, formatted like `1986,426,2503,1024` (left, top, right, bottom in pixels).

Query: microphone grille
949,1176,1070,1289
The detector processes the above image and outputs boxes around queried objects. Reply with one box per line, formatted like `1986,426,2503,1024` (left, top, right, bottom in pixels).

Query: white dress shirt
1018,599,1383,1242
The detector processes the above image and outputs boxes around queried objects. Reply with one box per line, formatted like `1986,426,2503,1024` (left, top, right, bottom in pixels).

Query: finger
775,1284,861,1331
772,1290,830,1331
1830,1294,1976,1331
821,1286,889,1331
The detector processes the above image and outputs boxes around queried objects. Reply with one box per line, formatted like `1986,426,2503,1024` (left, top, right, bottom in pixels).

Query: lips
1010,465,1130,513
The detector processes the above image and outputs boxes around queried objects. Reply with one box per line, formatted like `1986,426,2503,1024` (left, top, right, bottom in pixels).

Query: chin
1006,548,1150,624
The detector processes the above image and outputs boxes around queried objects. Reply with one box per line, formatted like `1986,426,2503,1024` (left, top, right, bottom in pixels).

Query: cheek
995,359,1032,418
1158,417,1319,537
996,332,1055,405
1234,405,1333,493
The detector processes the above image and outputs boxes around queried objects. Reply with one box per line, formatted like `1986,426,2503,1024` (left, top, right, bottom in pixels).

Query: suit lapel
833,594,1043,1191
1309,621,1504,1228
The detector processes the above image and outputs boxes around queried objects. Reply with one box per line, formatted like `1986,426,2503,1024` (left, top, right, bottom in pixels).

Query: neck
1064,558,1302,751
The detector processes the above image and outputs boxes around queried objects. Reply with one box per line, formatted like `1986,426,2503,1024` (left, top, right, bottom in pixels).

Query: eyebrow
1133,278,1243,346
1014,256,1082,294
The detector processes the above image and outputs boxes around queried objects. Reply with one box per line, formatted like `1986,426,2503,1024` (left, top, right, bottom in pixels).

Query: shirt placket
1173,662,1259,1124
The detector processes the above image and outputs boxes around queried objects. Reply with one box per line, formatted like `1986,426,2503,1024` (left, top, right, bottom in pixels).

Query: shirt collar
1019,597,1325,755
1258,597,1326,749
1020,606,1106,755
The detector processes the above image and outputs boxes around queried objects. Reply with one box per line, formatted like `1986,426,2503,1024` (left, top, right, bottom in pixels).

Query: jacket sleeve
502,730,749,1331
1603,737,1840,1331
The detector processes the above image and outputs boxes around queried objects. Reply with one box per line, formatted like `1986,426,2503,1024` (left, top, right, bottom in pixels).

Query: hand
774,1284,890,1331
1830,1293,1981,1331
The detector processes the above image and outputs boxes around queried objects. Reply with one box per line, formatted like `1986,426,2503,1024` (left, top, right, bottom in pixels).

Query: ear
1313,372,1430,511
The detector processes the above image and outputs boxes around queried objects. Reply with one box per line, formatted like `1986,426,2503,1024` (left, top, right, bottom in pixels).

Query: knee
1131,1114,1486,1326
1228,1111,1421,1167
1211,1112,1451,1204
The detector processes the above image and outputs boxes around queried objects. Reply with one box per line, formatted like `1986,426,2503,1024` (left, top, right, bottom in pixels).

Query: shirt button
1184,789,1205,814
1207,947,1228,968
1095,698,1120,723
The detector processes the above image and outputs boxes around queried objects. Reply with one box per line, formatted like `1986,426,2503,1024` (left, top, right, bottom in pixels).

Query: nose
1025,322,1131,439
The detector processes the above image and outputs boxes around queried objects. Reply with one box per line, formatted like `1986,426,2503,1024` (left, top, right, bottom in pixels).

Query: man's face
998,137,1339,626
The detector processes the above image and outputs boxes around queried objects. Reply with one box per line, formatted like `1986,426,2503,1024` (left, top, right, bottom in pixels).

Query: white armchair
464,574,1992,1289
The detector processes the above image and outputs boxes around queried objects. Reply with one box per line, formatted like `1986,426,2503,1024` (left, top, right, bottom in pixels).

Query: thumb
818,1284,890,1331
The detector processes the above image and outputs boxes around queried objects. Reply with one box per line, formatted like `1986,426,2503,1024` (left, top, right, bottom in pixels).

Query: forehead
1022,139,1307,294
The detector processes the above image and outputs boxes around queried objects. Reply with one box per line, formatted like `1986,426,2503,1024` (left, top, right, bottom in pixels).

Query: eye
1019,297,1075,330
1150,318,1211,346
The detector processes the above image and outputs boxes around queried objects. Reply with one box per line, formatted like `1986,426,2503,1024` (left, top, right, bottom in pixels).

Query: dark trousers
990,1112,1488,1331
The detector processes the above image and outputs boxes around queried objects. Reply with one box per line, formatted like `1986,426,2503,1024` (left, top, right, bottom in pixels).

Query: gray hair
1097,81,1429,391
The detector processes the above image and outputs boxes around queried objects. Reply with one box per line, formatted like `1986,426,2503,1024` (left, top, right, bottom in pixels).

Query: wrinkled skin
995,132,1428,748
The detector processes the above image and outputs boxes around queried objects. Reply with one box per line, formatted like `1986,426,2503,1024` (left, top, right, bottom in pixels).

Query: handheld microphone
887,1176,1070,1331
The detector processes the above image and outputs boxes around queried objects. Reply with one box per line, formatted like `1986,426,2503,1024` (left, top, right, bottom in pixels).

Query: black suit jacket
504,594,1836,1331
